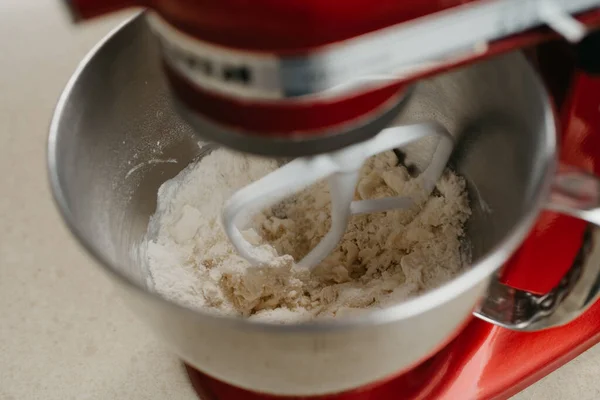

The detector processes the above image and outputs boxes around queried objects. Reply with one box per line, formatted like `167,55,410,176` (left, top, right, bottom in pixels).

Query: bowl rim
47,12,558,332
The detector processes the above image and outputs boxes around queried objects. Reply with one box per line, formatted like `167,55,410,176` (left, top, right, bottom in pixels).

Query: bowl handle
474,165,600,331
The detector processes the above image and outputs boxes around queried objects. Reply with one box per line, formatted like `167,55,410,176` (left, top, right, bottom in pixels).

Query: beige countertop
1,1,600,399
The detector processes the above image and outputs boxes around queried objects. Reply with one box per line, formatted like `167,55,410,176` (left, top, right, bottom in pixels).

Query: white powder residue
125,158,178,179
143,148,471,323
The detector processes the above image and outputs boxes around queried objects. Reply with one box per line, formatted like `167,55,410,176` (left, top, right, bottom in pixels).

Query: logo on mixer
163,40,253,87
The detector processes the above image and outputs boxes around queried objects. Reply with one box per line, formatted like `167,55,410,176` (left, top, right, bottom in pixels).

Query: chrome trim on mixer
147,0,600,101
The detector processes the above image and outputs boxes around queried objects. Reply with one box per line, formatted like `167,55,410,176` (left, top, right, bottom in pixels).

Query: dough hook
222,122,453,269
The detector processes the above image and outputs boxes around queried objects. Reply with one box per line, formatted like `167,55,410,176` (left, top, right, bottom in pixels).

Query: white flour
143,148,471,323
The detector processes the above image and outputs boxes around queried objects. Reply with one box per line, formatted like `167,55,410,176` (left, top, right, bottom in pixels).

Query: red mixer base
183,302,600,400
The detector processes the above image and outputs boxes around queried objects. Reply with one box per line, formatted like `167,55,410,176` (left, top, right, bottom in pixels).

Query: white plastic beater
222,122,453,269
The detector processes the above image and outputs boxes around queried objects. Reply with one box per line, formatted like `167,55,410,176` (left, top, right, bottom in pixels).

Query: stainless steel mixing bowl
48,14,600,396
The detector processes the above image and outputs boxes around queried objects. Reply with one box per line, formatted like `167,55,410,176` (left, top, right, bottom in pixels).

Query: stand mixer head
65,0,600,157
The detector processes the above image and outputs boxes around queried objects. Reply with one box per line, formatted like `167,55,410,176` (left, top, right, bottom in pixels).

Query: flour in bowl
143,148,471,323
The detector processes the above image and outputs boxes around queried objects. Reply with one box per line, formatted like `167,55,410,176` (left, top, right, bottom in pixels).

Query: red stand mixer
60,1,600,399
